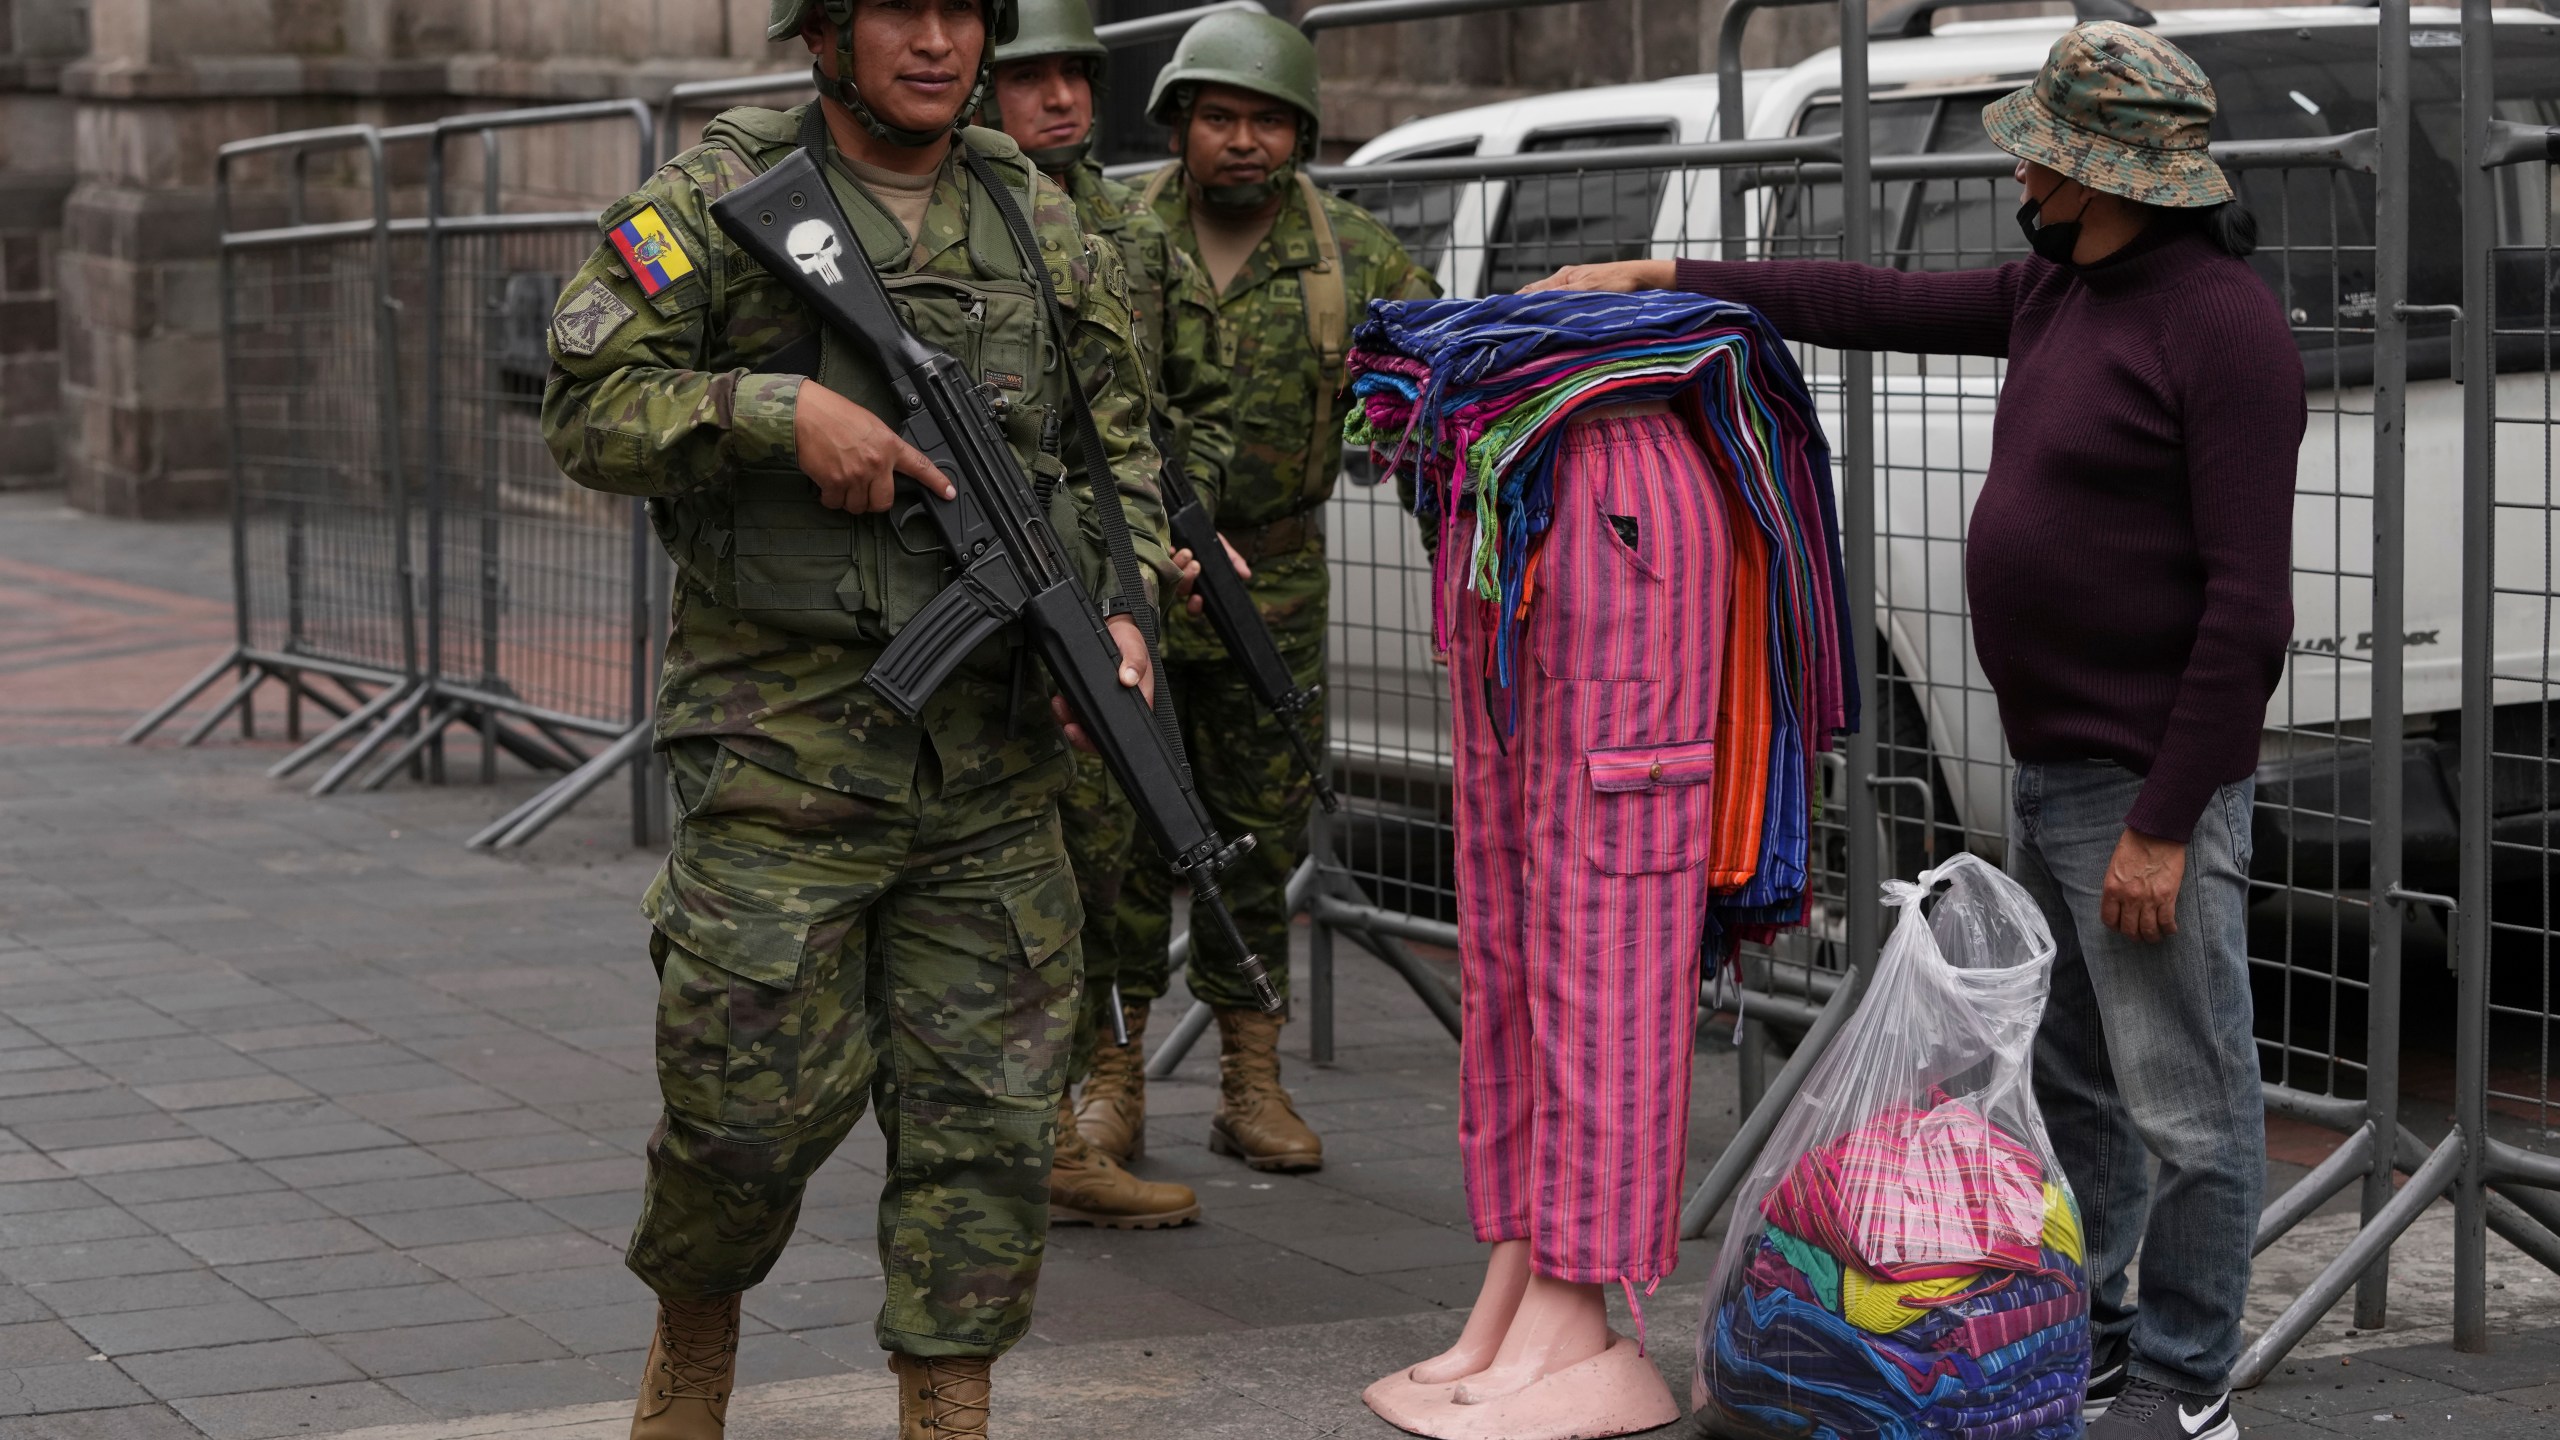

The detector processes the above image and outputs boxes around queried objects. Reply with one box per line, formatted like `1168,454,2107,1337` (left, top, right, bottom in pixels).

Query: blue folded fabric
1707,1284,2089,1440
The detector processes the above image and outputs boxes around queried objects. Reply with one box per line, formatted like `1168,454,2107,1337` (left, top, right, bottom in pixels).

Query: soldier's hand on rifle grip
1169,548,1205,615
792,381,956,513
1174,535,1253,617
1052,614,1155,753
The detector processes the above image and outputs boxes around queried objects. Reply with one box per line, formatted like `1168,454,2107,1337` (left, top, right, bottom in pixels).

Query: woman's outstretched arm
1523,256,2025,357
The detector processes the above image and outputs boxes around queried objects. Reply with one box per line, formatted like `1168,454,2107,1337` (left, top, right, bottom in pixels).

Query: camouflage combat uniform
1050,155,1235,1080
1110,170,1436,1011
541,105,1166,1360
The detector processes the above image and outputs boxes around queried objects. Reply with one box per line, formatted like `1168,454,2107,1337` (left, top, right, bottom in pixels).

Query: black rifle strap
962,148,1191,776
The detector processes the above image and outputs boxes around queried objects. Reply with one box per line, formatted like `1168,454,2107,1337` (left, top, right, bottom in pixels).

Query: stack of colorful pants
1345,290,1855,1298
1702,1094,2091,1439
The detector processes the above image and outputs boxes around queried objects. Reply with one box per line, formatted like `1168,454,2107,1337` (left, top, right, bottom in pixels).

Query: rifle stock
711,147,1280,1013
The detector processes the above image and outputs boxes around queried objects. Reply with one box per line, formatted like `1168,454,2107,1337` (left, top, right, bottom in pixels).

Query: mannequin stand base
1362,1334,1679,1440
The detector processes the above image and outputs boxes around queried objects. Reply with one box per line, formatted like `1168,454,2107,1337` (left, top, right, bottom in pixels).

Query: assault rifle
1154,435,1339,814
711,148,1280,1013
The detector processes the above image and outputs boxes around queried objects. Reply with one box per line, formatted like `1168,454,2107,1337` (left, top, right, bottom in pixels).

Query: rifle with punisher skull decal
711,144,1282,1015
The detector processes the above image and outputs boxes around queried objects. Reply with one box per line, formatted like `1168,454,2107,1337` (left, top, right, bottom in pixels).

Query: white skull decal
786,219,844,285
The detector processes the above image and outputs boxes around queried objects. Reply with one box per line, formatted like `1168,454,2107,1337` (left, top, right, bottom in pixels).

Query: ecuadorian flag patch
610,206,695,296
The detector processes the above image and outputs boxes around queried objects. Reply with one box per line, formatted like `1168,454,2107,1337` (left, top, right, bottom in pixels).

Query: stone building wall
0,0,85,491
53,0,800,516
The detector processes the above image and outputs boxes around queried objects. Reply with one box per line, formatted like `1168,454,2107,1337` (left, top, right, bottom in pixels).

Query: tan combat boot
1072,998,1149,1160
630,1293,739,1439
1049,1117,1201,1229
1208,1006,1323,1172
891,1353,992,1439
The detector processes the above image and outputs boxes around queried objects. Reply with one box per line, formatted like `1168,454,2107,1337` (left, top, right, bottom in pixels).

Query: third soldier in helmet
982,0,1236,1233
1099,11,1438,1174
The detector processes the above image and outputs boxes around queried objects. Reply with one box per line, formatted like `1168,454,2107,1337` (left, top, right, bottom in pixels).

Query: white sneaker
2086,1377,2236,1440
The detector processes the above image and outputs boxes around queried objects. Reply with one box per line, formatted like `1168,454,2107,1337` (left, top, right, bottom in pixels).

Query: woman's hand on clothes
1520,259,1677,295
793,380,954,513
2102,829,2187,943
1053,615,1156,753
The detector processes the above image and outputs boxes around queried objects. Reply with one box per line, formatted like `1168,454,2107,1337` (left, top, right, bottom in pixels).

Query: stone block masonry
0,2,83,491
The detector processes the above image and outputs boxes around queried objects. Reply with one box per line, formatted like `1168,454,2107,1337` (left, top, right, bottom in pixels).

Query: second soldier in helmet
981,0,1235,1232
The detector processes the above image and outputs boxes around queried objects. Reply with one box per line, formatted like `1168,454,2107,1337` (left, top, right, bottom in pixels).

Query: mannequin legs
1448,1274,1608,1403
1363,1247,1678,1439
1409,1240,1532,1383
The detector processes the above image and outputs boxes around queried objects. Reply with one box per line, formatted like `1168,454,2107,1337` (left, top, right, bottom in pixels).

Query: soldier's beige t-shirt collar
1190,199,1277,297
833,151,941,252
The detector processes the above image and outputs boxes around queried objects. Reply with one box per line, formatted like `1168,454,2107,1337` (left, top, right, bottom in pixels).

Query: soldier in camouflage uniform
1104,12,1438,1173
982,0,1235,1230
541,0,1182,1434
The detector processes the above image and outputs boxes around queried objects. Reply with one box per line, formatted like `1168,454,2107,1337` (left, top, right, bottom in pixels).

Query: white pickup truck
1325,4,2560,903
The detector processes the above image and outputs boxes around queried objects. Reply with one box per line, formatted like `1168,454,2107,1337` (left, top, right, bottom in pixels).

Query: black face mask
2016,183,2093,265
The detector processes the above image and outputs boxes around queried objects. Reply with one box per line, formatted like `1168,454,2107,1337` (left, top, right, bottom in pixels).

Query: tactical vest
672,109,1091,651
1143,164,1346,511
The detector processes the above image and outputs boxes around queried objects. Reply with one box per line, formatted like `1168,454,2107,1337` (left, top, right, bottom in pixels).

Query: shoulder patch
609,205,697,296
552,278,637,358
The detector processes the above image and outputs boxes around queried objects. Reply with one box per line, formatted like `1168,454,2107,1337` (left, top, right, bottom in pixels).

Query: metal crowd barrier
413,102,667,849
124,126,416,762
129,104,670,849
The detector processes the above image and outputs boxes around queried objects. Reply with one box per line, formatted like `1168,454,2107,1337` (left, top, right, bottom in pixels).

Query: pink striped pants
1451,411,1730,1287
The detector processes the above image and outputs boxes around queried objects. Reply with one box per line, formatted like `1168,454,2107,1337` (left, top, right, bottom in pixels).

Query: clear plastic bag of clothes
1695,854,2088,1440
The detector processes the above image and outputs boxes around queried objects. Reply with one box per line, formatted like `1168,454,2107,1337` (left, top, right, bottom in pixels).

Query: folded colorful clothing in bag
1709,1284,2088,1439
1704,1091,2089,1438
1763,1094,2060,1283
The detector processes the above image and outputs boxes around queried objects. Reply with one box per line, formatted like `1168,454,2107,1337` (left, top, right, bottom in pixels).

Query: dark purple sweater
1676,223,2304,841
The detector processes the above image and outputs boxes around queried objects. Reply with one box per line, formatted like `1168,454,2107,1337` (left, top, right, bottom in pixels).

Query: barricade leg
122,651,248,745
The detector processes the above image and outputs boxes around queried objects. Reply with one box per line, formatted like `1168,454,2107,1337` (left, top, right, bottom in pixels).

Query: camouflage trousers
1057,750,1138,1085
626,737,1082,1359
1118,620,1326,1013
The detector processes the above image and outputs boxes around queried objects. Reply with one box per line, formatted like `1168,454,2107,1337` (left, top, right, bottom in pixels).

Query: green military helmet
1145,10,1321,150
768,0,1021,48
993,0,1107,69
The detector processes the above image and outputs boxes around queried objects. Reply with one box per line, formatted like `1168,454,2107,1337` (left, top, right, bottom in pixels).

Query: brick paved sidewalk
0,741,1553,1438
2,494,2557,1438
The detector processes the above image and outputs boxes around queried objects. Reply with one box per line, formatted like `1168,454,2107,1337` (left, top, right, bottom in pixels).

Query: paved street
0,491,2556,1437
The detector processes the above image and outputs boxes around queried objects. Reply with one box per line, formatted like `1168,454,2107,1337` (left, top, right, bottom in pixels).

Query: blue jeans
2009,760,2264,1394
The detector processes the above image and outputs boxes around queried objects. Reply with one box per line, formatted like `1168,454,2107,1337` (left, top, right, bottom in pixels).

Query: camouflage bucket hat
1981,21,2231,207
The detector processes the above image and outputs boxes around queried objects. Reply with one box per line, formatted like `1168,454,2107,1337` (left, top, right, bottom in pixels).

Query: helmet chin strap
1025,136,1093,174
1198,161,1292,213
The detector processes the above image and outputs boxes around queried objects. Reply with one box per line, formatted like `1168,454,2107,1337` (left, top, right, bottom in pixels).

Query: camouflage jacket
1144,166,1437,533
542,107,1167,802
1060,158,1234,509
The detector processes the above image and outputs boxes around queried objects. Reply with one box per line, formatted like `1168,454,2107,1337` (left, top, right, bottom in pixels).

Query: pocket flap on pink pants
1589,739,1718,793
